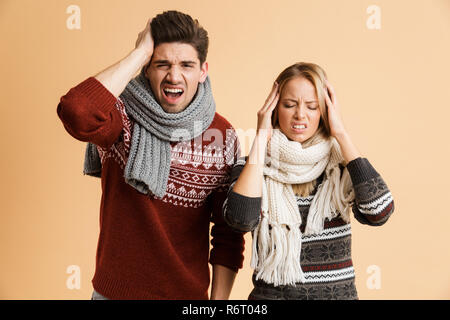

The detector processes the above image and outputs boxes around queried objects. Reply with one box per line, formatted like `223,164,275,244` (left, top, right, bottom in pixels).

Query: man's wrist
130,47,152,69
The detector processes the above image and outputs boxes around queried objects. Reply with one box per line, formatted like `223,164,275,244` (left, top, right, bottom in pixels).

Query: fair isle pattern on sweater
223,156,394,300
96,98,132,170
96,98,238,208
297,196,355,284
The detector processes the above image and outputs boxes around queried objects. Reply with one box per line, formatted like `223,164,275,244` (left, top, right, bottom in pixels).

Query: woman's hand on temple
323,80,347,139
232,83,279,197
257,81,279,143
323,80,361,163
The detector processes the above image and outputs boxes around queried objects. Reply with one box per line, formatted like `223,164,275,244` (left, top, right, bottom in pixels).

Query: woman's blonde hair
272,62,331,197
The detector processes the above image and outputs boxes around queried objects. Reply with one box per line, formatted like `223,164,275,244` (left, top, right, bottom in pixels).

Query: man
57,11,244,300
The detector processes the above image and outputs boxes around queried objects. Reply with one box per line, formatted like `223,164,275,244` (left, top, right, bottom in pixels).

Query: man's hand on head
93,18,155,97
135,18,154,67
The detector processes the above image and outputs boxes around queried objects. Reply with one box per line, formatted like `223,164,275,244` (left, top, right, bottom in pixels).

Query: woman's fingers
256,82,279,137
323,86,333,108
323,81,340,113
325,80,338,106
268,92,280,112
260,82,279,111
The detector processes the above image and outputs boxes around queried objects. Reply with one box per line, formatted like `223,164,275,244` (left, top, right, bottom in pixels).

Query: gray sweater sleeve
346,157,395,226
222,157,262,233
223,157,395,232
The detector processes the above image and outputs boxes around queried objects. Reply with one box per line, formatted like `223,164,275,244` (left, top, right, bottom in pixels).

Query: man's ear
199,62,208,83
144,60,152,79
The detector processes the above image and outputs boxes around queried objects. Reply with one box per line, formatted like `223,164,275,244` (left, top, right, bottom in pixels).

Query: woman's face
276,77,322,143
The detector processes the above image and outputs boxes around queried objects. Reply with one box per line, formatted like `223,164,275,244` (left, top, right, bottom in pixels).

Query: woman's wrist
248,132,268,166
334,130,349,143
334,131,361,164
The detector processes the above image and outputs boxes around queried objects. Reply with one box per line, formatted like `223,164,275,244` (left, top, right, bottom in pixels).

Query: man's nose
166,66,182,83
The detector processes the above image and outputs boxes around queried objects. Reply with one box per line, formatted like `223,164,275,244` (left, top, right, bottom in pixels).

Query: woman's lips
291,124,307,133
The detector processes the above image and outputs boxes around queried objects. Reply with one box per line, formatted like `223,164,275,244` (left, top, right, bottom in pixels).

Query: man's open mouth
163,87,184,99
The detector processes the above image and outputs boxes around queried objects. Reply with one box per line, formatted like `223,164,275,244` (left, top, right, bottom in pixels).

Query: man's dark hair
151,11,209,65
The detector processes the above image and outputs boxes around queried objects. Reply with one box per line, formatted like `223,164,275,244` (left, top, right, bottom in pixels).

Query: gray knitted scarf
83,67,216,198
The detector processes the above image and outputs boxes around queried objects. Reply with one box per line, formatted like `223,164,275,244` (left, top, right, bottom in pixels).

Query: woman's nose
294,105,306,119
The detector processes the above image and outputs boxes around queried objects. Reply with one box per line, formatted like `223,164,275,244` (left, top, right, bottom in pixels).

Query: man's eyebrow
152,60,197,65
152,59,170,64
180,60,197,65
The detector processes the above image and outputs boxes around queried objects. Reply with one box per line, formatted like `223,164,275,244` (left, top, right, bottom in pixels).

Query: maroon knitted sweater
57,77,245,299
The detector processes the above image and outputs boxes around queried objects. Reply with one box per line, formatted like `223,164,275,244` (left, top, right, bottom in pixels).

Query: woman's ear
271,104,279,127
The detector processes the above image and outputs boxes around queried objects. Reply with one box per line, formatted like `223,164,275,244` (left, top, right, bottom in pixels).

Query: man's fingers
139,18,151,36
146,18,152,28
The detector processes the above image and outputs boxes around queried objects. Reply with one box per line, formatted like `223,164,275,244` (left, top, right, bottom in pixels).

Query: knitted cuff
346,157,380,186
209,257,241,273
224,191,261,232
75,77,118,114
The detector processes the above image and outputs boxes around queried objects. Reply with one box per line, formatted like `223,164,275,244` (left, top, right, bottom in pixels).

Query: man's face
146,42,208,113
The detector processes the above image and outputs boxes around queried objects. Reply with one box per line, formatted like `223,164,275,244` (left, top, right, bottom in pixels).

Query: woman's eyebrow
282,98,318,104
282,98,298,103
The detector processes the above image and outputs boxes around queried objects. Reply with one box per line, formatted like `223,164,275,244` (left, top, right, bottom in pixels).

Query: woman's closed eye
283,103,317,110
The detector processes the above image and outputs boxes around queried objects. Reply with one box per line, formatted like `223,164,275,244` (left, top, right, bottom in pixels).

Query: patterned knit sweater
223,156,394,300
57,77,244,299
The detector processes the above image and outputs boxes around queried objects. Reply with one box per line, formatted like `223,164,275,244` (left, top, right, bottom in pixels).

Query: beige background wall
0,0,449,299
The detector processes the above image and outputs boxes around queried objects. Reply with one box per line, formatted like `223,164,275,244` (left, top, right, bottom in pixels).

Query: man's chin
161,103,187,114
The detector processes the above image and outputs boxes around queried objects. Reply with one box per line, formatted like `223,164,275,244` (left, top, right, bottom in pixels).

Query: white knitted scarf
250,129,355,286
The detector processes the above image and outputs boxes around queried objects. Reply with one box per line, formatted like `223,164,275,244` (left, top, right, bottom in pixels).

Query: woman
223,62,394,300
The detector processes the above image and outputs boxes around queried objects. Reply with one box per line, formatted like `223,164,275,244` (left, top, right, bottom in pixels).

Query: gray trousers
91,290,109,300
